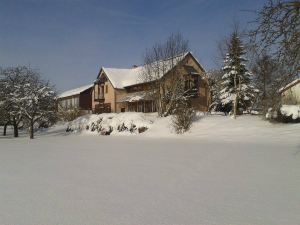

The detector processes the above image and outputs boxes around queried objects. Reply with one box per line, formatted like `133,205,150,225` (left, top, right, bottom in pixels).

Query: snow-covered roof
102,67,144,89
99,52,201,89
58,84,93,98
279,78,300,93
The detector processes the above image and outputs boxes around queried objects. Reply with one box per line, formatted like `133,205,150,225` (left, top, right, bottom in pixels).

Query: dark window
121,108,125,112
193,76,199,88
105,85,108,93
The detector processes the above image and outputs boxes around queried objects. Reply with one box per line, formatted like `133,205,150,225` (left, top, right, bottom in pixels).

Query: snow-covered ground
0,114,299,225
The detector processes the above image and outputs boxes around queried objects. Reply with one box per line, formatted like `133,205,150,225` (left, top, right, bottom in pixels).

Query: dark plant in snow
172,100,196,134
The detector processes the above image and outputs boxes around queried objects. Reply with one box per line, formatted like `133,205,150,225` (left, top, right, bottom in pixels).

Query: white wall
282,82,300,104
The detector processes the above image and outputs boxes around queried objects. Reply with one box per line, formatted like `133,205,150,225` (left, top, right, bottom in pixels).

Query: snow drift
66,113,156,135
63,112,300,142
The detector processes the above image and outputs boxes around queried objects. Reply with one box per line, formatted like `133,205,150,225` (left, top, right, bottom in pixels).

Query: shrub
266,106,300,123
172,103,196,134
58,109,81,122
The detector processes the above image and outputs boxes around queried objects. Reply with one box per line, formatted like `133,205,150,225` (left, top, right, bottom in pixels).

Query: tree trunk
13,118,19,138
233,74,237,119
3,123,8,136
233,94,238,119
29,120,34,139
157,87,163,117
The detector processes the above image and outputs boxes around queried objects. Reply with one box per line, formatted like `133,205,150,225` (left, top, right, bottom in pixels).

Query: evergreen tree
218,32,256,116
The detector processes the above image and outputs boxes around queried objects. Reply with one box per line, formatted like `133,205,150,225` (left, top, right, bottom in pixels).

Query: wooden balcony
184,87,199,98
94,93,104,101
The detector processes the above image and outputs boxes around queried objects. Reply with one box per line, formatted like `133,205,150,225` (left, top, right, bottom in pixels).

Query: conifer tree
219,31,256,117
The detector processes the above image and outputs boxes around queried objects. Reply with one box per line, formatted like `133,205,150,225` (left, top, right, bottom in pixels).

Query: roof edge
58,84,93,99
279,78,300,93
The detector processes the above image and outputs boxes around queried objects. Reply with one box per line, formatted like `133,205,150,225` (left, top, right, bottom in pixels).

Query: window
193,76,199,88
74,97,79,108
121,108,125,112
105,85,108,93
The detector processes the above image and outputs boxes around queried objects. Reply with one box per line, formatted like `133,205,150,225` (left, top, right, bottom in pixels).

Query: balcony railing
184,87,199,98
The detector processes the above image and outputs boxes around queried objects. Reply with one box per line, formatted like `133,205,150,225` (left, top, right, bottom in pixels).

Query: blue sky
0,0,265,92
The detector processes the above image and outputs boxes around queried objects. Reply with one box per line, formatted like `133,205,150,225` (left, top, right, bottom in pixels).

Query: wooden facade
57,85,93,113
79,88,93,110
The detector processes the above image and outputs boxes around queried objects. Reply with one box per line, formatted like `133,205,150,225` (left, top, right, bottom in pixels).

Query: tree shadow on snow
0,125,70,139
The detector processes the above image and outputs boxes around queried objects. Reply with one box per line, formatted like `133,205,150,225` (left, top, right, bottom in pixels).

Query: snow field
0,114,299,225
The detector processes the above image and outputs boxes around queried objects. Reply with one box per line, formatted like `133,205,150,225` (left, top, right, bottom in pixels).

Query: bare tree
207,69,223,112
141,33,190,116
252,53,280,112
16,69,56,139
0,67,29,137
1,66,56,139
0,101,11,136
0,70,10,136
251,0,300,77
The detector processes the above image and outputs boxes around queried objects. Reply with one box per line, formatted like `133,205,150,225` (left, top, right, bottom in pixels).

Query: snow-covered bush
266,105,300,123
280,105,300,122
66,113,152,135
